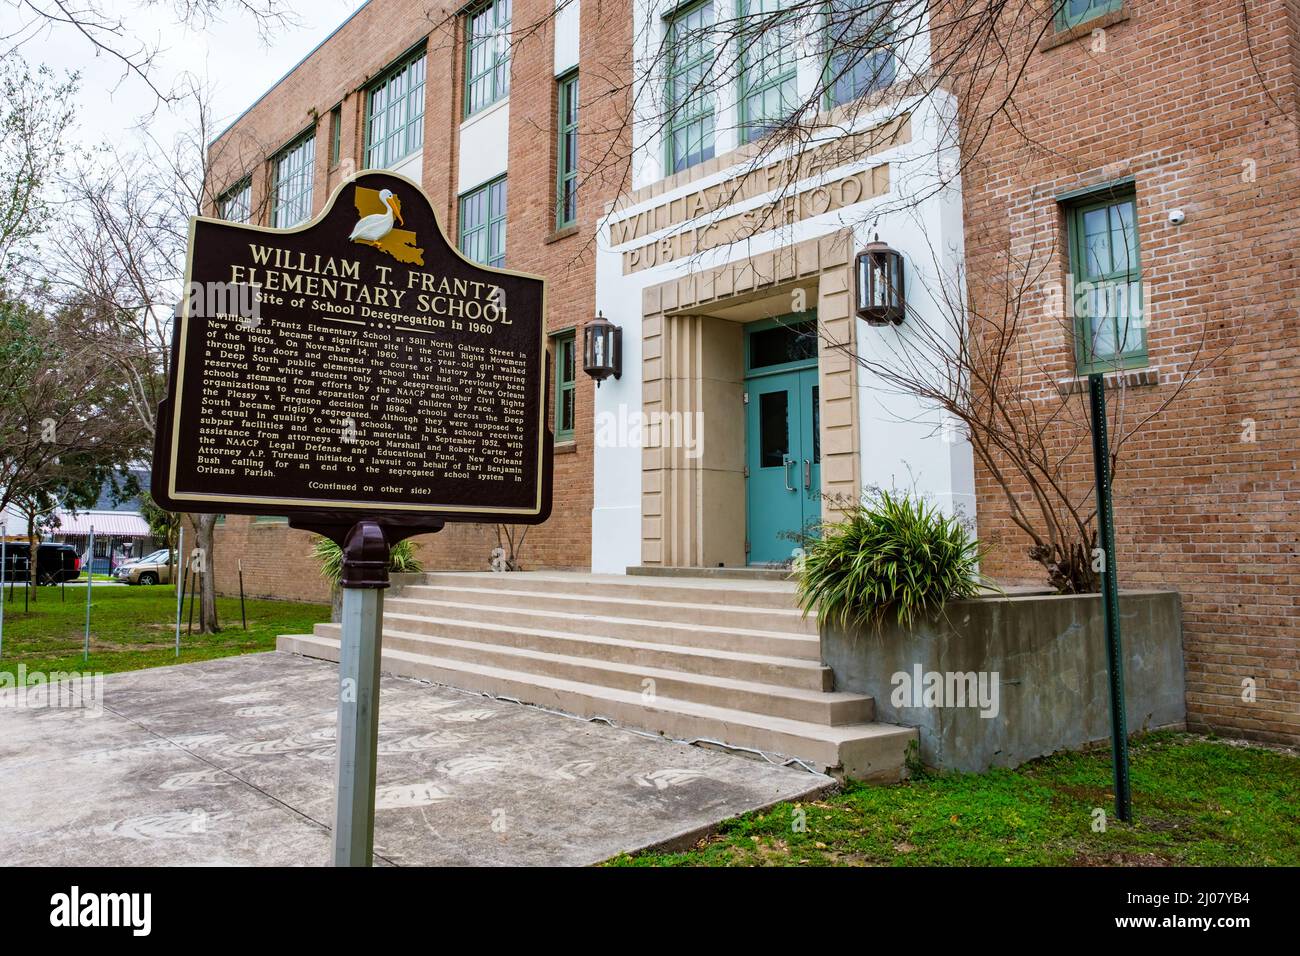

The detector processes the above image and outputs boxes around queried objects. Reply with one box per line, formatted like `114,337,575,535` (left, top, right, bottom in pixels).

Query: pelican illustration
348,188,403,246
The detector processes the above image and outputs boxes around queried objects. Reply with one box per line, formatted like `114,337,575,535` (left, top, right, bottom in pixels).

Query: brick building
949,0,1299,744
202,0,1297,744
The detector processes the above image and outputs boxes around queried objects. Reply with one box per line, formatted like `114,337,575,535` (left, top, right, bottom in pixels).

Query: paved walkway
0,652,830,865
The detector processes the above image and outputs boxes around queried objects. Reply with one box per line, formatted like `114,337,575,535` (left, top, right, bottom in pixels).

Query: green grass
0,584,328,681
607,732,1300,867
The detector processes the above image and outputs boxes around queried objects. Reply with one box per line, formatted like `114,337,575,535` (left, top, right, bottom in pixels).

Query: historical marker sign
152,171,551,525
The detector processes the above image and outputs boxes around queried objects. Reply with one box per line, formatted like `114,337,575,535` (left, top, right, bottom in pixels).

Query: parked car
0,542,82,584
113,549,177,585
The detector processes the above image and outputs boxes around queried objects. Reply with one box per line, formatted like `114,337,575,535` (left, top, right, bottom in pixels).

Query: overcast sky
10,0,367,154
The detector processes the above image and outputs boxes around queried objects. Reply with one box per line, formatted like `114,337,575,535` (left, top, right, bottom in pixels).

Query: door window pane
759,390,789,468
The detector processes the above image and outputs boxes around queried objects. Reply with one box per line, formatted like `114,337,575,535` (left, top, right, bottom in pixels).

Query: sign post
1088,372,1132,823
84,526,94,662
153,171,552,865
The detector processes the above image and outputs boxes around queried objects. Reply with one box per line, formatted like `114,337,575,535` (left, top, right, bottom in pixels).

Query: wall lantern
582,311,622,386
855,236,906,326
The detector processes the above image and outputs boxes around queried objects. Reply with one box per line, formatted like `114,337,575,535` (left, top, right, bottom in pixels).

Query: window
272,132,315,228
1056,0,1123,30
738,0,799,144
555,71,579,229
253,516,287,524
459,176,507,267
217,179,251,223
1066,188,1145,373
665,1,715,173
825,0,896,108
366,49,427,168
553,330,576,441
329,105,342,167
465,0,512,117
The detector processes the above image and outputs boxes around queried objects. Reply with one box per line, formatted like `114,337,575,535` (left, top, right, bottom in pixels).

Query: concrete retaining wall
822,591,1186,772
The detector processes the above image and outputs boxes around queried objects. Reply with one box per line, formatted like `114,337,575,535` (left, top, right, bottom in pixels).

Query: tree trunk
188,513,220,634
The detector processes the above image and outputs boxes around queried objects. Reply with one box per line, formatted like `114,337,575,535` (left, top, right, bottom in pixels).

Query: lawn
608,732,1300,866
0,583,328,681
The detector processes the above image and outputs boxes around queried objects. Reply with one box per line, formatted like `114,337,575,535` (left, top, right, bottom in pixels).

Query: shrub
796,490,985,631
312,535,423,587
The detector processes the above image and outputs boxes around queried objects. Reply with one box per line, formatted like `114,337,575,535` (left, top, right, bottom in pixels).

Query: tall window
738,0,799,144
465,0,512,117
218,179,251,223
825,0,896,108
1066,188,1145,373
556,71,579,228
665,1,715,173
459,176,507,267
553,330,576,442
329,105,342,167
366,49,427,168
273,132,315,228
1056,0,1124,29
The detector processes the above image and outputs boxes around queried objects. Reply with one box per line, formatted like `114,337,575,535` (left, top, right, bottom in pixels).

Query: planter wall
822,590,1186,772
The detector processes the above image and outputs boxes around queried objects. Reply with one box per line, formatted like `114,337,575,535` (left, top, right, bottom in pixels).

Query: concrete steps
277,571,915,779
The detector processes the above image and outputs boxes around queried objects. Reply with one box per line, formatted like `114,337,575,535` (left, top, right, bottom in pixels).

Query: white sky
8,0,367,154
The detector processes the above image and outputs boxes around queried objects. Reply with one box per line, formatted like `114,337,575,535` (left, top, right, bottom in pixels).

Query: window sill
1056,366,1158,396
554,439,578,455
1040,10,1130,52
546,224,579,244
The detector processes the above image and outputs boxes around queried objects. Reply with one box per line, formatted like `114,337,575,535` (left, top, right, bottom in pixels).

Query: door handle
803,458,811,490
783,456,796,492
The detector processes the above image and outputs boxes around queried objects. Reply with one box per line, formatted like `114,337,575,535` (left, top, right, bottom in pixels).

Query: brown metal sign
152,170,552,529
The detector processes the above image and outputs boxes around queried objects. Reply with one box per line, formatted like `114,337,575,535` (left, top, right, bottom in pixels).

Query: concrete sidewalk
0,652,831,865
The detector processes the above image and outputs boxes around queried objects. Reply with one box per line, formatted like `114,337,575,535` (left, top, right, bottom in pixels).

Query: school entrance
744,316,821,565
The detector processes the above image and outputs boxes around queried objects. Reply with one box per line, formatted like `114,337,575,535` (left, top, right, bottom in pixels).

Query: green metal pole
1088,373,1132,822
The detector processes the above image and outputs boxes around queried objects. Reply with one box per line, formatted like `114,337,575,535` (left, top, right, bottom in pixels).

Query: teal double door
744,316,821,565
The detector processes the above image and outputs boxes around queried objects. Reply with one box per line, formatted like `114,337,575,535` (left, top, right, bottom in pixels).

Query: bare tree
2,0,299,103
835,226,1221,593
45,82,275,632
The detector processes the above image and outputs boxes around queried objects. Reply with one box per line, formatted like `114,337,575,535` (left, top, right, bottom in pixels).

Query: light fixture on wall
582,311,622,386
855,235,906,326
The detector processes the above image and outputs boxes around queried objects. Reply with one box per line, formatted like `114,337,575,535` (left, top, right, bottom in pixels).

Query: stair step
398,584,818,636
277,634,914,779
417,571,801,609
315,615,829,688
379,597,822,660
312,623,861,722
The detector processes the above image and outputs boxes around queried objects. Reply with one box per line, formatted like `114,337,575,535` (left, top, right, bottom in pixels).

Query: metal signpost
1088,372,1132,823
83,526,94,662
174,527,184,658
152,171,551,865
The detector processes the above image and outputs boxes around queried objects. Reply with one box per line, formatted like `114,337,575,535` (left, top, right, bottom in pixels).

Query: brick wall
204,0,632,591
948,0,1300,743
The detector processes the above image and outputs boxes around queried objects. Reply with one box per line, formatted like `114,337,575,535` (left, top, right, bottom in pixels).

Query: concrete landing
0,652,833,866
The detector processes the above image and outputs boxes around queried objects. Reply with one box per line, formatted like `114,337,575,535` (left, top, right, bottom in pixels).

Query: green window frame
329,105,342,167
1066,188,1146,374
253,515,287,524
464,0,512,118
366,47,427,169
738,0,799,145
665,0,716,174
1055,0,1123,30
553,330,577,442
218,178,251,223
555,71,579,229
824,0,896,108
272,131,315,228
459,176,507,268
